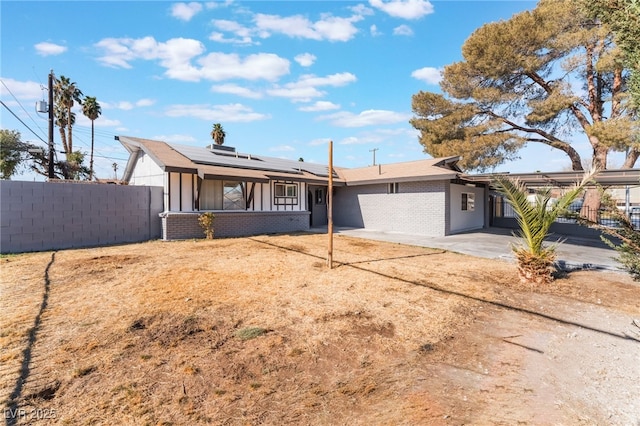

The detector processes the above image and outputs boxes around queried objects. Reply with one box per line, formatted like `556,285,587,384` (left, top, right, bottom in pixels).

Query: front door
308,185,328,227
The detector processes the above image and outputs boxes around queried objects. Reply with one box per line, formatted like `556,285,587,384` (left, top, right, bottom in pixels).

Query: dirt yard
1,233,639,425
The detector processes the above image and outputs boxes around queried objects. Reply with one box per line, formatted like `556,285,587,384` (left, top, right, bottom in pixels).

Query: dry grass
0,233,636,425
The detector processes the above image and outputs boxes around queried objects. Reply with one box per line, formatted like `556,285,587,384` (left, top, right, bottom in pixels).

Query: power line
0,100,47,144
0,78,48,141
2,98,127,162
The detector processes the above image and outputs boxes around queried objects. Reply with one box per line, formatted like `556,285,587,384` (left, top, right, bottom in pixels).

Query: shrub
198,212,215,239
235,327,267,341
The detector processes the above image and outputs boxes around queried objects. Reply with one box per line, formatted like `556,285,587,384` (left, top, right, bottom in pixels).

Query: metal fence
493,197,640,230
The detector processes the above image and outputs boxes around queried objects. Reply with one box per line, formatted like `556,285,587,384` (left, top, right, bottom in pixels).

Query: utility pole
369,148,378,166
47,70,55,179
327,140,333,269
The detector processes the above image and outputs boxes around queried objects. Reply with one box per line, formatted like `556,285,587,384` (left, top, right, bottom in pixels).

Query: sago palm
492,171,595,284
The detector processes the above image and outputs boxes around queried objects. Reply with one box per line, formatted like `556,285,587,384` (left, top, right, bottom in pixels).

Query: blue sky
3,0,609,181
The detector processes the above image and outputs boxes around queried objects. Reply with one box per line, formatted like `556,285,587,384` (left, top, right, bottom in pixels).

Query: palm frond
492,169,596,284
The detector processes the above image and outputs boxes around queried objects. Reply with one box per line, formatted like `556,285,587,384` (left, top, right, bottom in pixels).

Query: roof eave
344,173,459,186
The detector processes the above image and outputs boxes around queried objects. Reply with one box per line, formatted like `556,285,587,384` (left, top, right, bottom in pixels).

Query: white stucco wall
449,183,485,233
129,153,164,186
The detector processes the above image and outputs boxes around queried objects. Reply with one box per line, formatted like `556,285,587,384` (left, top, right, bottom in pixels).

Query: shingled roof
335,157,462,185
118,136,463,185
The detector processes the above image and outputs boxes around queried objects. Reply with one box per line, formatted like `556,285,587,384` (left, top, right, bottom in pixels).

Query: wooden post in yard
327,140,333,269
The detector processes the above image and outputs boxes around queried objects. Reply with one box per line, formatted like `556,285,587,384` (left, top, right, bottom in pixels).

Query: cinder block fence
0,181,163,254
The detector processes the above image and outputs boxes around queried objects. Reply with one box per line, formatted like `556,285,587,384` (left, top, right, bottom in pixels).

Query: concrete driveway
316,226,624,273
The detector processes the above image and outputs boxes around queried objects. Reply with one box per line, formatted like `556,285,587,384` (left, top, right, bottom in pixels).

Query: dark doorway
308,185,328,227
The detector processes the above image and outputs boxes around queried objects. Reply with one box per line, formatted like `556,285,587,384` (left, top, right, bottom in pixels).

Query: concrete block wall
333,180,450,237
160,211,311,240
0,181,163,253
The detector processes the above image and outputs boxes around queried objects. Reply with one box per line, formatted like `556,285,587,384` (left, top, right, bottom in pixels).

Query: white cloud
269,145,295,152
370,24,382,37
153,134,198,143
0,78,42,100
116,101,134,111
171,2,203,21
411,66,442,84
267,72,356,102
209,9,367,44
76,115,121,128
210,20,256,45
350,4,375,16
320,109,411,127
211,83,263,99
136,98,156,107
101,99,155,110
198,52,290,82
294,53,316,67
393,24,414,36
94,36,205,72
339,136,363,145
209,32,255,45
333,127,419,148
165,103,270,122
298,73,357,87
338,131,386,145
253,13,362,42
308,138,331,146
268,86,325,102
298,101,341,112
34,42,67,56
369,0,434,20
94,37,289,82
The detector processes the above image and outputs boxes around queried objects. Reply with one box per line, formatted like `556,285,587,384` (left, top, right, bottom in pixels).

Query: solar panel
170,143,332,177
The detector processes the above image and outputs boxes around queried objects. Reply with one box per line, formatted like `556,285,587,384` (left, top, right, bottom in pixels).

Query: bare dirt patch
1,234,638,425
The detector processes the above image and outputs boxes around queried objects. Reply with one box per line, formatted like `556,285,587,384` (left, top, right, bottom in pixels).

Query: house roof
119,136,467,186
335,157,462,186
118,136,342,184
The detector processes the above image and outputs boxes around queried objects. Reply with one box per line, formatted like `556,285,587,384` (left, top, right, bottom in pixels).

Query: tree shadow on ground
249,238,640,344
5,252,56,426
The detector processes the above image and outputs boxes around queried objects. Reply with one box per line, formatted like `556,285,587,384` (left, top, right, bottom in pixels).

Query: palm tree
54,75,83,159
210,123,226,146
492,171,594,284
82,96,102,180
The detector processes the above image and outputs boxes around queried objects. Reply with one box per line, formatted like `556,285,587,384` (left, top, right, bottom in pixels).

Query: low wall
492,217,615,240
160,211,311,240
0,181,163,253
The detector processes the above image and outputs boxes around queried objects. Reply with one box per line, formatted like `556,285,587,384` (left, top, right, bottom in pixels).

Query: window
223,181,244,210
462,192,475,211
315,188,325,205
274,182,298,205
388,182,399,194
200,180,245,210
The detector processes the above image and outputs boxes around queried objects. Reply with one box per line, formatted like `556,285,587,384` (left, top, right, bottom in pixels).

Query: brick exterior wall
333,180,451,237
160,211,311,240
0,181,163,253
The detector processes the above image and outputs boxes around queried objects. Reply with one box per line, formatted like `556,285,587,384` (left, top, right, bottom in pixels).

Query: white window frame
274,182,298,205
388,182,399,194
